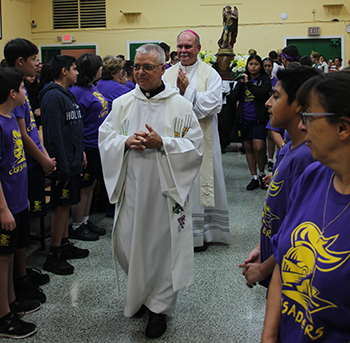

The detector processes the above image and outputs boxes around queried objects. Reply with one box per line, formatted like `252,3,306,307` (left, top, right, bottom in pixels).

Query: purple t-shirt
271,76,277,89
266,118,285,135
96,79,132,112
242,79,257,121
126,80,136,90
13,87,43,169
0,114,28,215
70,85,109,148
272,162,350,342
260,141,314,287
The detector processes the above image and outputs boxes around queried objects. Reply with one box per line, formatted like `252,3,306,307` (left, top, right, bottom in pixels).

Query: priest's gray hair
135,44,165,64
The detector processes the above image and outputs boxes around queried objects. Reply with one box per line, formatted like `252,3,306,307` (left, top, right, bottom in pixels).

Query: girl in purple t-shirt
230,54,272,190
70,54,108,241
262,71,350,342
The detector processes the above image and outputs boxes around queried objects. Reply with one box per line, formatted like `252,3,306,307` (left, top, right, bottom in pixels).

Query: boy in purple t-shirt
4,38,56,301
239,66,320,288
0,68,38,339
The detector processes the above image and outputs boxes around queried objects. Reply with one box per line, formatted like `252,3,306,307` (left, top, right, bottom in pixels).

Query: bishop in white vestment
164,30,230,249
98,44,203,338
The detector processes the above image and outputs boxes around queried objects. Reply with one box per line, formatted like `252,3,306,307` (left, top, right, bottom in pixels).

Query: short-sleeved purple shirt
12,87,43,169
272,162,350,342
70,85,109,148
0,114,28,215
242,79,257,121
96,79,132,112
260,141,314,287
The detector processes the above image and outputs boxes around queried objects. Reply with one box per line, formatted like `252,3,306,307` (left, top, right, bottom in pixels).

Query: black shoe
43,253,74,275
87,220,106,236
10,299,41,317
246,178,259,190
106,203,115,218
0,312,37,339
145,311,167,339
69,223,99,241
259,174,268,190
61,242,89,259
14,275,46,304
267,161,274,172
26,267,50,287
194,241,209,252
133,305,147,318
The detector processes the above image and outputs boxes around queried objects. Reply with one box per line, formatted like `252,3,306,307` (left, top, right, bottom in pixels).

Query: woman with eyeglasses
262,71,350,342
96,55,131,112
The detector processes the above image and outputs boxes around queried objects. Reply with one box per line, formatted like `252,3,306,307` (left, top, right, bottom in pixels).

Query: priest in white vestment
163,30,230,251
98,44,204,339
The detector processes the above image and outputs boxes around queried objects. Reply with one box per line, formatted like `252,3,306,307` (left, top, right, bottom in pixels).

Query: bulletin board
127,40,161,60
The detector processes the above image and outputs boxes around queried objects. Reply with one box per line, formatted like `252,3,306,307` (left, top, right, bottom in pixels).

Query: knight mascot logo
280,222,350,339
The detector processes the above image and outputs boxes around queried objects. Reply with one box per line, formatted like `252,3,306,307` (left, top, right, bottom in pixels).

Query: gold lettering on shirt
9,130,27,175
25,95,37,133
93,91,109,119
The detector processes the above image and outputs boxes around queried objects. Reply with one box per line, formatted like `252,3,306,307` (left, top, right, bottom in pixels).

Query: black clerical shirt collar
140,82,165,99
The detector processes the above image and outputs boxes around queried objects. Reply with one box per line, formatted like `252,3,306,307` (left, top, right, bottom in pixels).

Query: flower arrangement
229,54,249,80
198,51,217,68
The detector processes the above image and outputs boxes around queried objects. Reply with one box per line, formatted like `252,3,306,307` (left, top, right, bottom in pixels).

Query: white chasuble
98,81,203,316
164,59,231,247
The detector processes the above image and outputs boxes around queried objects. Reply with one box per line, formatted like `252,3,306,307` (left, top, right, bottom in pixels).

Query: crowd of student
220,45,349,192
1,35,350,341
233,46,350,342
0,37,183,340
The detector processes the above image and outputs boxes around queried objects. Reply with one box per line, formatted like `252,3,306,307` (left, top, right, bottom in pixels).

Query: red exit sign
308,27,320,36
62,34,72,43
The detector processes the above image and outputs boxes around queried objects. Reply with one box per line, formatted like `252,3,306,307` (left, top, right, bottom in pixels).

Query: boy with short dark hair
239,66,321,288
4,38,56,302
0,67,38,339
40,55,87,275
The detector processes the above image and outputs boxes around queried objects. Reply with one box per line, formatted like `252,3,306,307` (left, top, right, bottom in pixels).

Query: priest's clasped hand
125,124,163,152
177,68,189,95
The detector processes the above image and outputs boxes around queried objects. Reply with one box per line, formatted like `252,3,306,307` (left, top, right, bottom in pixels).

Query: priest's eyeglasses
300,111,335,125
133,64,163,72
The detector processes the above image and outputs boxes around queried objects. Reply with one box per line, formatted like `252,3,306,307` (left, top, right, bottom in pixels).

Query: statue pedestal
216,50,235,80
